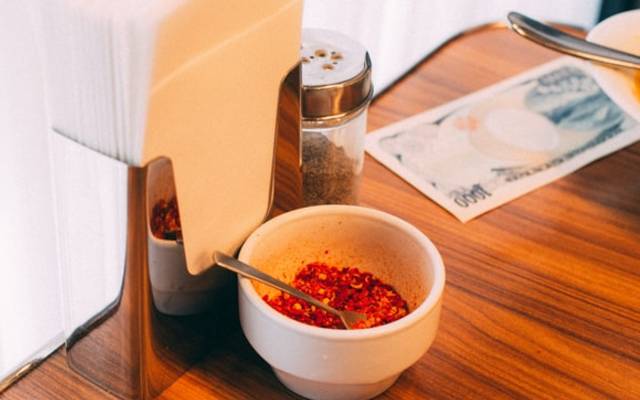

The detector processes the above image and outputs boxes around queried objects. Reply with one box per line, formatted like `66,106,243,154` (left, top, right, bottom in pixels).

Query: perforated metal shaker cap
301,29,372,120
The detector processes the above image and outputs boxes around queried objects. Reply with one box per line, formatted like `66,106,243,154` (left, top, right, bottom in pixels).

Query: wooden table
5,25,640,400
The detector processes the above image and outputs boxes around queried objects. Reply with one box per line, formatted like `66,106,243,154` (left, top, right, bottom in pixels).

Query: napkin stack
35,1,176,165
32,0,303,276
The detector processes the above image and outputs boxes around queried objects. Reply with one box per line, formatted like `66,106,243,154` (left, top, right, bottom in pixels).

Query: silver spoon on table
507,12,640,70
213,251,368,329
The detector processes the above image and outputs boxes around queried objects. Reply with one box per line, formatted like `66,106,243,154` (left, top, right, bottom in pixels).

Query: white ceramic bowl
147,158,232,315
238,205,445,400
148,233,232,315
587,10,640,122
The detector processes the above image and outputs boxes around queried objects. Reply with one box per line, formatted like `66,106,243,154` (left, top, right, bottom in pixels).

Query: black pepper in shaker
300,29,373,206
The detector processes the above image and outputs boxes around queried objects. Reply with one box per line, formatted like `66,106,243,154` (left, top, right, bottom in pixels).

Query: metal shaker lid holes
301,29,373,120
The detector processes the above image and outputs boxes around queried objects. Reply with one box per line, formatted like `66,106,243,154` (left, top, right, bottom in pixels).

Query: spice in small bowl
264,262,408,329
146,159,230,316
237,205,445,400
151,196,182,240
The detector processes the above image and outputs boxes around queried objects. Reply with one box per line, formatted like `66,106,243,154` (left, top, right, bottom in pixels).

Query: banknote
365,57,640,222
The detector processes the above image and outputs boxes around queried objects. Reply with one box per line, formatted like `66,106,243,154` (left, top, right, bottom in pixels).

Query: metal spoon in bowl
213,251,368,330
507,12,640,70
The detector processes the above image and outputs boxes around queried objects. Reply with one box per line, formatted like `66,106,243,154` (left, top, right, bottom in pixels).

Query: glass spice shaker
300,29,373,206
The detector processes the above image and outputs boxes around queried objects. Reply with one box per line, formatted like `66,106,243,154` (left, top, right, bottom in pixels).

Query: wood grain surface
5,25,640,400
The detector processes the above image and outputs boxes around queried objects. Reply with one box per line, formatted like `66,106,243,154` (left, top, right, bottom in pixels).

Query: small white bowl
146,158,232,315
587,10,640,122
238,205,445,400
148,233,232,315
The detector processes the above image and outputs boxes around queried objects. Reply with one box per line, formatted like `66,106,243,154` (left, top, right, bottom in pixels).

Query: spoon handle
213,251,339,315
507,12,640,70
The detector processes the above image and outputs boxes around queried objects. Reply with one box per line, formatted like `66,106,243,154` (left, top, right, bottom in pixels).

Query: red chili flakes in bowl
264,262,409,329
151,197,181,240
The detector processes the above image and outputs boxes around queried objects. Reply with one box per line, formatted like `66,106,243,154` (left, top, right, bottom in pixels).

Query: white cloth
0,1,63,379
